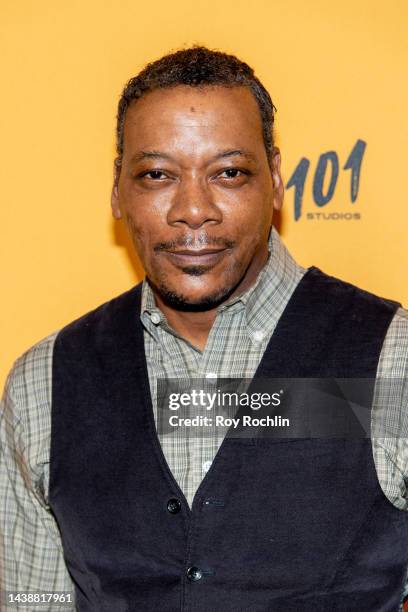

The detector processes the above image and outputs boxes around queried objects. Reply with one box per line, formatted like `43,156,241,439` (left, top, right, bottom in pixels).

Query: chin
155,280,238,312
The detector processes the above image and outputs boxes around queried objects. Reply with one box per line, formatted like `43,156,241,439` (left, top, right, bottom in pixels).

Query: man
1,46,408,611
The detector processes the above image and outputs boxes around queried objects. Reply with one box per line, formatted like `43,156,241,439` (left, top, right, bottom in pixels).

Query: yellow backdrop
1,0,407,387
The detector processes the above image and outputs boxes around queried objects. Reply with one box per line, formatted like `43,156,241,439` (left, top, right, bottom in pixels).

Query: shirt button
205,372,217,384
202,460,212,474
167,498,182,514
253,330,265,342
151,312,161,325
187,566,203,582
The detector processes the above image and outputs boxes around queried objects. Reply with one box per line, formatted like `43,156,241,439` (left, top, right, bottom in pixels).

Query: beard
147,267,245,312
133,226,243,311
125,216,265,312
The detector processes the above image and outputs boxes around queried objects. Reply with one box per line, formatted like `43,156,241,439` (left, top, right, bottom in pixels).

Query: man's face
111,85,283,308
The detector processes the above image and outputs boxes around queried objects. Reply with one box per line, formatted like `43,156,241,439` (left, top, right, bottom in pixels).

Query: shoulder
54,283,143,351
2,330,58,442
298,268,401,327
3,330,59,418
386,305,408,329
378,306,408,376
2,284,142,416
1,331,59,492
373,307,408,511
382,306,408,353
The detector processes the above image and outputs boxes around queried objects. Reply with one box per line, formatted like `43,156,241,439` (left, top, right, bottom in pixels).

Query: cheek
120,180,169,235
226,196,272,236
125,213,142,240
124,213,154,260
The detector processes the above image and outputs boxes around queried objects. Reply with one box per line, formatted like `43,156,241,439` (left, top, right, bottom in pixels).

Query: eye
214,167,250,186
218,168,243,179
141,170,168,180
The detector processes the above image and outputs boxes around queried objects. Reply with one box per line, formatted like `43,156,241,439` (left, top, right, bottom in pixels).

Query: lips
164,248,228,267
169,248,225,255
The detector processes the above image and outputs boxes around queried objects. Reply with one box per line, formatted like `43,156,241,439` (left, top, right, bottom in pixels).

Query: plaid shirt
1,227,408,609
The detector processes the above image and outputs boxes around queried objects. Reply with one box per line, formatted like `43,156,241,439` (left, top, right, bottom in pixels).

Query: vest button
167,498,182,514
186,566,203,582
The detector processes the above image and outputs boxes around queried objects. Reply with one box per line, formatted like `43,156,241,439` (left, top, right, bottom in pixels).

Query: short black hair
115,46,276,161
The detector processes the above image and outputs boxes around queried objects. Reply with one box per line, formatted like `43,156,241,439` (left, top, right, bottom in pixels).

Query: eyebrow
214,149,257,163
129,149,257,164
130,151,173,163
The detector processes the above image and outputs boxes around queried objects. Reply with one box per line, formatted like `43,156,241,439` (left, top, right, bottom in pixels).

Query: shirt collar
242,226,306,337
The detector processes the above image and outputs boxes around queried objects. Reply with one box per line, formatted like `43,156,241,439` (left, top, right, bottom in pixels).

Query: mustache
154,235,236,252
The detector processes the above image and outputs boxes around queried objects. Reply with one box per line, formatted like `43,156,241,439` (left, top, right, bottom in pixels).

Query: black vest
49,267,408,611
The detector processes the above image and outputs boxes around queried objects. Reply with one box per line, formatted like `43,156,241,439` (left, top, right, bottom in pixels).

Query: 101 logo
286,139,366,221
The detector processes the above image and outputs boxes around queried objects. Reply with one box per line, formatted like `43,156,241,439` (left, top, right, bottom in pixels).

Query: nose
166,177,222,229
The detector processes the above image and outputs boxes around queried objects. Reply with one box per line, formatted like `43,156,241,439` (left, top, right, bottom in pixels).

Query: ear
111,157,122,220
270,147,284,211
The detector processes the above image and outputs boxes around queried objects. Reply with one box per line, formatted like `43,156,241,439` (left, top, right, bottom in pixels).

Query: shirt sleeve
373,307,408,511
0,333,76,611
373,307,408,611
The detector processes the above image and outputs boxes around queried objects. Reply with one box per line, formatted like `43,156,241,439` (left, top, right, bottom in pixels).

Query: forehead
121,85,265,160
